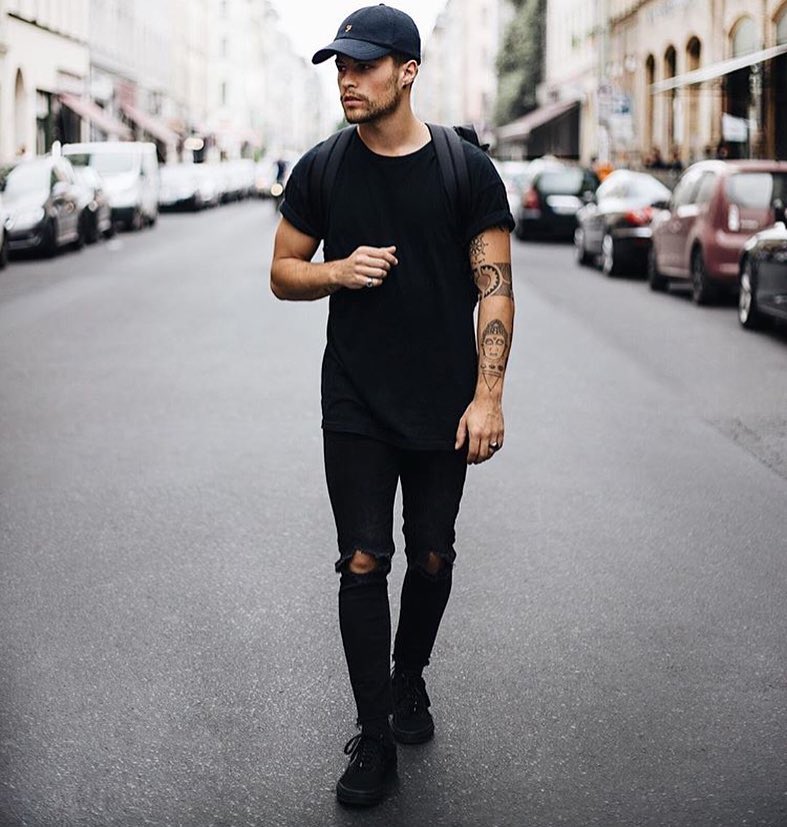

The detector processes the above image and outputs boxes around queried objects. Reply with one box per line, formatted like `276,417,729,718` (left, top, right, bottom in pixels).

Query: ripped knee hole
347,550,379,575
421,551,446,576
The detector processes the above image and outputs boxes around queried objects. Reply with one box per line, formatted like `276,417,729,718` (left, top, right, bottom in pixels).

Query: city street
0,201,785,826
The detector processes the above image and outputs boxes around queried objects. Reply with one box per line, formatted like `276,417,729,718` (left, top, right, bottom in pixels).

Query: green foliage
495,0,546,126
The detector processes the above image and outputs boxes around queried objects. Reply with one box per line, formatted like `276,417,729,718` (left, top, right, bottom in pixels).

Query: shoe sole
391,719,434,744
336,771,397,807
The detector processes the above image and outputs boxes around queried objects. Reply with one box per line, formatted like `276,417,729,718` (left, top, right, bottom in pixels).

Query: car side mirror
772,197,786,224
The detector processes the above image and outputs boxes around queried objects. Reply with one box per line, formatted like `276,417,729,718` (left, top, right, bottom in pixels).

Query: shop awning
650,42,787,93
59,94,132,139
496,99,581,143
121,103,180,145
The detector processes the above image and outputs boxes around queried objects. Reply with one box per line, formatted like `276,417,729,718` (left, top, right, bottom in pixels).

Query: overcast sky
271,0,447,64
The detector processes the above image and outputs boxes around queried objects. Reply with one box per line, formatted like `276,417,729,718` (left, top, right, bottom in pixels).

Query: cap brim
311,38,392,64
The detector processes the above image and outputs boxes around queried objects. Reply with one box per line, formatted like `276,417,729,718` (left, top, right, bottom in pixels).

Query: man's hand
455,395,504,464
333,245,398,290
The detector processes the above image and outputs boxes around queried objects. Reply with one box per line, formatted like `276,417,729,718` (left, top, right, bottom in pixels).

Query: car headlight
6,207,46,230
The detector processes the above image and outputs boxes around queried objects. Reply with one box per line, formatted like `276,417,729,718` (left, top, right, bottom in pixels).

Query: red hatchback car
648,160,787,303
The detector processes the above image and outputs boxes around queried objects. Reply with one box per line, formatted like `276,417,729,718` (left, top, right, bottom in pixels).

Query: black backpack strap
428,123,472,237
308,125,356,236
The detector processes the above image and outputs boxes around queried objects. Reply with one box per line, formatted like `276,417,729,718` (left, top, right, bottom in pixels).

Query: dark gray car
575,169,672,276
1,156,85,257
738,204,787,330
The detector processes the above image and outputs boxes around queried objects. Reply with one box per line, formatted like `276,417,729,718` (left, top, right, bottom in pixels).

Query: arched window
774,5,787,159
731,17,757,57
14,69,27,156
645,54,655,152
686,38,702,160
664,46,677,148
776,5,787,45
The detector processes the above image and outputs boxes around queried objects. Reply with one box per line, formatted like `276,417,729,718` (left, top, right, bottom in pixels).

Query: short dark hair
389,50,417,67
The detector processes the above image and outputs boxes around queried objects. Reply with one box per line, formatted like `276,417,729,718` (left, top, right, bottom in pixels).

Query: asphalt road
1,200,785,827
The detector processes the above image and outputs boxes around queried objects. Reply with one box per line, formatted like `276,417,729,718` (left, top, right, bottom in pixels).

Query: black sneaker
391,670,435,744
336,730,397,807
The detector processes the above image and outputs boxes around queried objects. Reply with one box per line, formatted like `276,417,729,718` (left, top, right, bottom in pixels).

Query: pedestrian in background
270,3,514,808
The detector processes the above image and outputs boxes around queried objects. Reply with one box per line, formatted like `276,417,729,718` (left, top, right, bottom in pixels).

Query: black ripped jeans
323,431,468,725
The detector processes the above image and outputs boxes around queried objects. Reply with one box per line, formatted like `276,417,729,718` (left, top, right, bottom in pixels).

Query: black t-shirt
281,129,514,450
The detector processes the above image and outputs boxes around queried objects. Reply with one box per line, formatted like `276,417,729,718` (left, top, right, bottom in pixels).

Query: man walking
270,4,514,807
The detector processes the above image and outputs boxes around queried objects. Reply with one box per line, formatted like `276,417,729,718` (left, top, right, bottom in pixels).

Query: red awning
121,103,180,145
59,94,132,140
496,99,581,143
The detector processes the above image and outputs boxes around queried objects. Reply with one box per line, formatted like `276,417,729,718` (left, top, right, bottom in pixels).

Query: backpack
307,123,489,238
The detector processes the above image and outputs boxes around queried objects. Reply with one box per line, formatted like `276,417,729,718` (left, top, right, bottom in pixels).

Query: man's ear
401,60,418,88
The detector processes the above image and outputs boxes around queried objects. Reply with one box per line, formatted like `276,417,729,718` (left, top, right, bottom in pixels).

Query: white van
62,141,160,231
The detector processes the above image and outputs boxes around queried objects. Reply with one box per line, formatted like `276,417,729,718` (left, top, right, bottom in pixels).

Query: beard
342,78,403,124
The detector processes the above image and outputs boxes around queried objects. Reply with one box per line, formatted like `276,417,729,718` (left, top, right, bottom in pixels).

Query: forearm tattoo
480,318,510,391
469,234,488,265
473,262,514,299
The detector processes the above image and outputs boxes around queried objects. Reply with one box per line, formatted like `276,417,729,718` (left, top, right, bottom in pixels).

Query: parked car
738,201,787,329
72,165,114,242
492,159,530,218
193,164,220,208
159,163,208,211
0,155,85,257
575,169,672,275
515,161,598,240
648,160,787,303
63,141,160,230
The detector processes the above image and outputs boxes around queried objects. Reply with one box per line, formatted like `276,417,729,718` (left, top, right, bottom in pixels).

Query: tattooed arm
455,226,514,464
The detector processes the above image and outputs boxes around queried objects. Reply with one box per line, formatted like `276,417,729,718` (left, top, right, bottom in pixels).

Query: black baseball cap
311,4,421,65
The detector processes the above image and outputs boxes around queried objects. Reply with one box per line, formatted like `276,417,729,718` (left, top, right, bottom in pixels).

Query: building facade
614,0,787,165
0,0,326,164
536,0,787,165
417,0,514,145
0,0,91,160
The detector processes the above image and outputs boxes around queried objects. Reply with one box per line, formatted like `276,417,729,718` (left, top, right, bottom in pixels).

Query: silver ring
490,441,500,452
366,278,374,288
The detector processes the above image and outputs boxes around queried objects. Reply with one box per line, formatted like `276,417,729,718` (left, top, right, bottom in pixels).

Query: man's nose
340,72,356,89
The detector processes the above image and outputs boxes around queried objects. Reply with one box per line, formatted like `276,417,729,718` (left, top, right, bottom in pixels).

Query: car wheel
601,232,619,276
72,215,86,250
690,248,715,305
574,227,593,265
103,220,116,240
85,211,99,244
647,246,668,292
738,258,762,330
77,211,93,246
127,208,143,232
42,218,59,258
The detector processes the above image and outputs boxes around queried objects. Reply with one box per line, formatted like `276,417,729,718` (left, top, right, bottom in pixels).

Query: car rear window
538,169,586,194
725,172,787,207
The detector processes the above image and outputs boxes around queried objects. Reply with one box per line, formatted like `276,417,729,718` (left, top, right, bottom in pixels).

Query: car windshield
726,172,787,208
538,168,585,194
71,152,136,176
0,161,49,201
630,175,672,201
